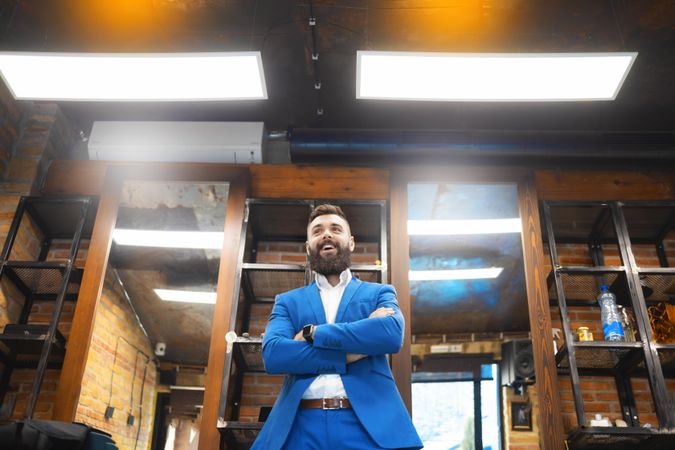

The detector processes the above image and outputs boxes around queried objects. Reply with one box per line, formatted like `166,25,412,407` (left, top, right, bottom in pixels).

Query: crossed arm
261,285,404,375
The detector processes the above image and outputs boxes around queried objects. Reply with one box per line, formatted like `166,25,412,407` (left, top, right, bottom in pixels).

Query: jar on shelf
576,326,593,342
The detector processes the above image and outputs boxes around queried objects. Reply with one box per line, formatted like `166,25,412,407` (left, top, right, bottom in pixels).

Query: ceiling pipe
289,129,675,166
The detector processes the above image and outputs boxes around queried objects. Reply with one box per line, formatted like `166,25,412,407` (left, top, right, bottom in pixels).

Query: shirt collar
315,268,352,291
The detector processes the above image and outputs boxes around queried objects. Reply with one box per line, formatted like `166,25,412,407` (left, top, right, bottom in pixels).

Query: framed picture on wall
511,401,532,431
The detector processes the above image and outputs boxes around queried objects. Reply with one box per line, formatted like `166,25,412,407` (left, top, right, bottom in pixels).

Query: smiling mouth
320,243,337,254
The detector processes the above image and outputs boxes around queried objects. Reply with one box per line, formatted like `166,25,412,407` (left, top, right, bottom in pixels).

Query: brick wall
75,268,157,450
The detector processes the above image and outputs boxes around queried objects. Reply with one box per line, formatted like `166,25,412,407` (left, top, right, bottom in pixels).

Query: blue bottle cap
600,284,609,291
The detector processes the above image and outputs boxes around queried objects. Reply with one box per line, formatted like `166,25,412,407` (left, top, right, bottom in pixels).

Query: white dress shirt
301,268,351,399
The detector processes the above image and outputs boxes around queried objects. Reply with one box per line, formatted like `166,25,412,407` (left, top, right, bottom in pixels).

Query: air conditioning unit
87,121,265,164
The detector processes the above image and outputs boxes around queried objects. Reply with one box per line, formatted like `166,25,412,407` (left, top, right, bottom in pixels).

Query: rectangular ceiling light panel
154,289,217,305
0,52,267,101
113,229,224,249
409,268,504,281
357,51,637,101
408,218,522,235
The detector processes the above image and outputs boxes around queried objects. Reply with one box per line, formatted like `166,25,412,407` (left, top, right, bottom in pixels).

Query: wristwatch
302,324,314,344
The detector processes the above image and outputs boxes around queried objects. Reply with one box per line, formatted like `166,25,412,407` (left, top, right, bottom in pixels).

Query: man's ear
349,236,355,252
305,241,310,255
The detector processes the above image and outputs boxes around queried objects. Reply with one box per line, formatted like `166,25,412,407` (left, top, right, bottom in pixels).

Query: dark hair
308,204,347,224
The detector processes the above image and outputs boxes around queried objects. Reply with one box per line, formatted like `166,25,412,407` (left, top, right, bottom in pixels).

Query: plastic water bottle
598,285,625,341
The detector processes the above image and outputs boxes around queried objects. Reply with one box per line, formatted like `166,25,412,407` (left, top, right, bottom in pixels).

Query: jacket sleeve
312,284,404,355
261,294,346,375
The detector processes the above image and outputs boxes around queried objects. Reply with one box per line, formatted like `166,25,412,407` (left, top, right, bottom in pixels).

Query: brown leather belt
300,398,351,410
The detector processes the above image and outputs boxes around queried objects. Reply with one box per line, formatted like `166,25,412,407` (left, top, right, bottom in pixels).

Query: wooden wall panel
389,173,412,412
199,176,250,450
250,165,388,199
42,160,107,195
42,161,389,200
53,168,118,421
535,170,675,200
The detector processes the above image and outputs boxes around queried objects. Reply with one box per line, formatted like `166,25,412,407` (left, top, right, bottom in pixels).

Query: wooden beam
518,178,565,450
42,160,107,195
53,166,119,421
199,172,250,450
42,161,389,200
389,171,413,413
250,165,388,199
535,170,675,200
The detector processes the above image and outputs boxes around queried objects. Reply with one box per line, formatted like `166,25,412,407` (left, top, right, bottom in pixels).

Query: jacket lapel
335,276,362,323
305,282,326,325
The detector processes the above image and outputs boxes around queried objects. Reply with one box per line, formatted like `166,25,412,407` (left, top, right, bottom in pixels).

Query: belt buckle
322,398,342,410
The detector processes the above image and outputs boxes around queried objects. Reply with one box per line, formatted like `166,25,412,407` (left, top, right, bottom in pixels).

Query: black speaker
501,339,535,386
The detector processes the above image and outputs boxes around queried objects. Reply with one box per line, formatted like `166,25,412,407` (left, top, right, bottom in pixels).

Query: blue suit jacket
251,277,423,450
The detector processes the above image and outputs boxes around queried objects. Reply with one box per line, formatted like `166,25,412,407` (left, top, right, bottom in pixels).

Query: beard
308,240,352,276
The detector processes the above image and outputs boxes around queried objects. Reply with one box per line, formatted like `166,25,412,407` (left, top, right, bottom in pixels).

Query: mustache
319,238,338,247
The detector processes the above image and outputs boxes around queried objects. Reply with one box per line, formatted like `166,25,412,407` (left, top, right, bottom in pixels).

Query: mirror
77,181,229,450
406,182,528,450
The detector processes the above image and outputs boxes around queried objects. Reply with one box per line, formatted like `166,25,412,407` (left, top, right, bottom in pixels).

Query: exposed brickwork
9,369,61,419
238,374,284,422
75,269,157,450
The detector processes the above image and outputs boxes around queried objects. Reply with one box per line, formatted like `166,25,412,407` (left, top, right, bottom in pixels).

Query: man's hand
369,307,395,319
346,353,366,364
293,329,304,341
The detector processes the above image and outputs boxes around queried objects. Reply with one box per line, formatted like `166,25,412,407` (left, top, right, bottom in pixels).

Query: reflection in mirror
407,183,528,450
77,182,229,450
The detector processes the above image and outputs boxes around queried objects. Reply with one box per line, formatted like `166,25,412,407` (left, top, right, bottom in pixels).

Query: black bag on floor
0,419,90,450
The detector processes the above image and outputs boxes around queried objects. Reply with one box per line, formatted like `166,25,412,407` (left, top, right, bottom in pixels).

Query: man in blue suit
252,204,423,450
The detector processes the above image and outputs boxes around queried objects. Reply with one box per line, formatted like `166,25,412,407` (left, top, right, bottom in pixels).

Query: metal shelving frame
542,200,675,449
217,198,388,449
0,196,92,419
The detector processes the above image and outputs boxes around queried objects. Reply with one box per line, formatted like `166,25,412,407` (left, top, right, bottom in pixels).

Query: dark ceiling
1,0,674,137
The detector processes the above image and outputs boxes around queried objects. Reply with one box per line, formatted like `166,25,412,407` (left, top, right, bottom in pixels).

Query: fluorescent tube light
409,268,503,281
0,52,267,101
113,229,223,249
155,289,217,305
357,51,637,101
408,218,522,235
